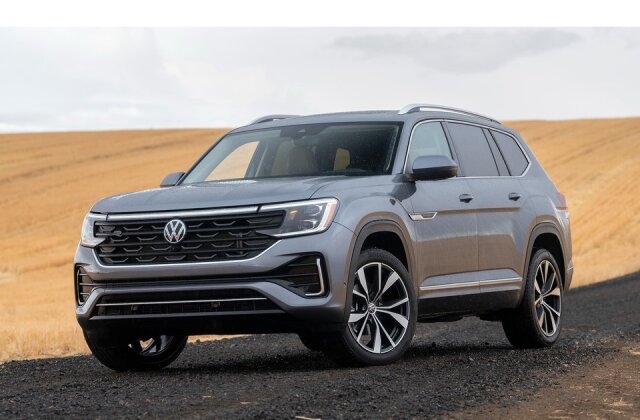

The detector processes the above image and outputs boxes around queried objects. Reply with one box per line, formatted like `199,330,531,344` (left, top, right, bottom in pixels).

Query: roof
231,105,508,135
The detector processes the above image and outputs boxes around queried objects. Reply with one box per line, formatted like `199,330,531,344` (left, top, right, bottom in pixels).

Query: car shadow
163,340,519,375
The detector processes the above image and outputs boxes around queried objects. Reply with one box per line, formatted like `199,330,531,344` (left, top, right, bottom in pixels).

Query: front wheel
298,333,327,352
322,248,417,366
502,249,564,348
84,331,188,371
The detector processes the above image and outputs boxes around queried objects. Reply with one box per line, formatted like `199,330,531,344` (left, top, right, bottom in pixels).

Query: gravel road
2,273,639,419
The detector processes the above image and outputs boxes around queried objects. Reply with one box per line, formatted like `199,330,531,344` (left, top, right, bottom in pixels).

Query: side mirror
411,155,458,181
160,172,185,187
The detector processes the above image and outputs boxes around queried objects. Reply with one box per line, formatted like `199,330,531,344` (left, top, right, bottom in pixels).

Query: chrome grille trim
91,289,281,318
75,267,99,305
304,258,326,297
96,297,268,307
106,206,260,221
92,241,279,269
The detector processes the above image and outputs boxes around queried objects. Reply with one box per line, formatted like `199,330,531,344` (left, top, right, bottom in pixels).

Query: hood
91,177,339,214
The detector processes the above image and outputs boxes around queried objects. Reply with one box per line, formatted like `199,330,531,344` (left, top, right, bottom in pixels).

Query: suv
76,104,572,370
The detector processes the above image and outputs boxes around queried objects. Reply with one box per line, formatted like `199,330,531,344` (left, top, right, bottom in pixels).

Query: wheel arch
519,222,568,303
339,219,416,324
350,220,415,281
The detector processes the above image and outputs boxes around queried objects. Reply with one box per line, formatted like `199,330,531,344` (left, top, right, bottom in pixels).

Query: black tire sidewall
524,249,564,345
297,333,325,352
84,331,188,371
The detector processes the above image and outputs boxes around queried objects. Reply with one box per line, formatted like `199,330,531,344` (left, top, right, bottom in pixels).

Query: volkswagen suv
75,104,573,370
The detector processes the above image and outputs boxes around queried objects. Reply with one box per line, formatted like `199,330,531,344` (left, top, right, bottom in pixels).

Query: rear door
481,128,532,280
445,122,527,292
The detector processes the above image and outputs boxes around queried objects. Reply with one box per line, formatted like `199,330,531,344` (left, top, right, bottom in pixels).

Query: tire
502,249,564,348
322,248,417,366
298,333,327,352
83,331,188,372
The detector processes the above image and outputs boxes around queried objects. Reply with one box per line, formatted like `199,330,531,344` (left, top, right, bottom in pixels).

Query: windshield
182,122,403,183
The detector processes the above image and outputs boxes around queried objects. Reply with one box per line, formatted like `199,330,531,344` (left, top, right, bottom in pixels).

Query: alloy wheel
534,259,562,337
348,262,410,354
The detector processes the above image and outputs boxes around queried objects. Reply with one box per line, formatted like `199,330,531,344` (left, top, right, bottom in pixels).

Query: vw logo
163,219,187,243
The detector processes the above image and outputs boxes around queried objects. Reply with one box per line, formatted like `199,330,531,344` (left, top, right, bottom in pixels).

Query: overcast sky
1,27,639,132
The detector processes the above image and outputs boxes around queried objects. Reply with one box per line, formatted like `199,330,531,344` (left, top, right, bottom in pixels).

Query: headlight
259,198,338,237
80,213,107,247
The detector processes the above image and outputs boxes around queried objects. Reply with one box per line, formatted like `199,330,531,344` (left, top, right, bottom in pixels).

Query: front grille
94,211,284,265
93,289,279,317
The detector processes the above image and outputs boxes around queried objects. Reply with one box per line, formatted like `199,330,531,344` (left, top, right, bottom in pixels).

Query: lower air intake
93,289,279,317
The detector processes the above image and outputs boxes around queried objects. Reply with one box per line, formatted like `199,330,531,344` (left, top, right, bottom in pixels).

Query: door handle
508,192,521,201
459,193,473,203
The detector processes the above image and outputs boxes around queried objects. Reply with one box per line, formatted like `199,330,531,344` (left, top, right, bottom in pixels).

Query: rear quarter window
490,130,529,176
483,128,510,176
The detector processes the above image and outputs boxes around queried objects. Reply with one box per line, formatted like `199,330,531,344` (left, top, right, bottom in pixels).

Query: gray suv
75,104,573,370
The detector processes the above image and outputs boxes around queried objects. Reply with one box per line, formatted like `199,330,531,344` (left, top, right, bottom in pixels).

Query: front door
410,178,478,281
406,121,478,292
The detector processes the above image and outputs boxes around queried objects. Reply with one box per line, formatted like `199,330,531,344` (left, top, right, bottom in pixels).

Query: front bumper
565,258,574,290
75,222,355,335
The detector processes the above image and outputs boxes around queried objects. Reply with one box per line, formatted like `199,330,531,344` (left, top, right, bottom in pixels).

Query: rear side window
483,128,510,176
408,122,452,167
447,123,499,176
491,130,529,176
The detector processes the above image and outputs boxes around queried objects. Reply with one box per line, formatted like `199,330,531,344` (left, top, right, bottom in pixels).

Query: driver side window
408,122,452,166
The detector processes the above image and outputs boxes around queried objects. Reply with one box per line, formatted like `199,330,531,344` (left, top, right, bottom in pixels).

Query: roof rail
248,114,299,125
397,104,500,124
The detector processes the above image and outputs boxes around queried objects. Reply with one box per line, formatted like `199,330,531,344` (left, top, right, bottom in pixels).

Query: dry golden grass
0,129,226,362
507,119,640,284
0,118,638,362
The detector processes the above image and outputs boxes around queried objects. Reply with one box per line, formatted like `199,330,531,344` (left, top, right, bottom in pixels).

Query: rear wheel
502,249,563,348
322,248,416,365
84,331,188,371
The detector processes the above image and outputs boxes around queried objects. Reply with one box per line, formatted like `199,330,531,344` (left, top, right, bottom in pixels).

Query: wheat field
0,118,639,361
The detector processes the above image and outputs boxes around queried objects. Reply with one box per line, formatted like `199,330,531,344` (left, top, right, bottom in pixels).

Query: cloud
334,28,582,73
599,27,640,49
0,28,638,132
0,28,195,131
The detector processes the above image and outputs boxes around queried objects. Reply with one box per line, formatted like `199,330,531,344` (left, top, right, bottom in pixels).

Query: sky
0,27,639,132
